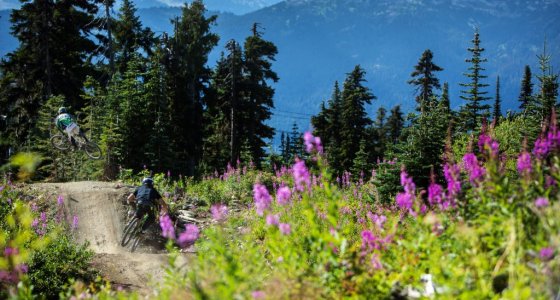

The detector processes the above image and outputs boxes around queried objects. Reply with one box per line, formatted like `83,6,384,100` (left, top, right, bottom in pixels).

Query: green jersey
55,113,74,131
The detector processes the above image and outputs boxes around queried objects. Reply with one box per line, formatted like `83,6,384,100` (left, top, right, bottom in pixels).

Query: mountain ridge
2,0,560,133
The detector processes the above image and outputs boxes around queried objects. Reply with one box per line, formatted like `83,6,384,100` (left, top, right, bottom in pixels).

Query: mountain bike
121,204,158,252
51,132,102,160
121,213,148,252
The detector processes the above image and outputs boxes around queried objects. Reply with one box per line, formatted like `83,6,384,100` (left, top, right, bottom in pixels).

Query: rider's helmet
142,177,154,186
58,107,67,114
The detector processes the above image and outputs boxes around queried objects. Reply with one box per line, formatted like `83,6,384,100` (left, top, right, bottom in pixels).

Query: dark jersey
133,185,162,206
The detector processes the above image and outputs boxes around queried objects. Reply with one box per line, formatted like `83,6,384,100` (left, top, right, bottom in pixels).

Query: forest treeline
0,0,558,187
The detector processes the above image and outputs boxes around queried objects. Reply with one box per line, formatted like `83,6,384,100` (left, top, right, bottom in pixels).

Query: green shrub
28,234,97,298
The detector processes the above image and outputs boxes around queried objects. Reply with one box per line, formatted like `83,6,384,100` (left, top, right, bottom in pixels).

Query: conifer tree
458,29,491,131
204,41,244,172
281,132,292,165
392,101,450,190
351,139,370,178
166,0,219,176
339,65,375,172
144,41,173,171
441,82,450,112
288,123,303,162
386,105,404,144
493,76,501,125
408,49,444,113
519,65,533,111
0,0,103,150
311,101,330,144
113,0,155,75
534,42,559,121
241,23,278,167
311,82,345,171
370,107,387,160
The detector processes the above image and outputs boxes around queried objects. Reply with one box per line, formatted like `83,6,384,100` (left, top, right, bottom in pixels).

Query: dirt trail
31,181,188,295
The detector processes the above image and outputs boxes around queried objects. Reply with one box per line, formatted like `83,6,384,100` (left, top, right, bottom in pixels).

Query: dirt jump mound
32,181,185,294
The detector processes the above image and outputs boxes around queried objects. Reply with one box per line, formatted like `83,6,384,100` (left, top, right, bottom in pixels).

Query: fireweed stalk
395,169,416,213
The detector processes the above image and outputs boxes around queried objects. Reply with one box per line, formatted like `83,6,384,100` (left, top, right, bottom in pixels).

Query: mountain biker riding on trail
127,177,169,232
54,107,85,147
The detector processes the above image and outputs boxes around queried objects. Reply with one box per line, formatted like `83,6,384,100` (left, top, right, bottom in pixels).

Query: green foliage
0,177,103,298
28,234,97,298
392,101,451,189
154,129,559,299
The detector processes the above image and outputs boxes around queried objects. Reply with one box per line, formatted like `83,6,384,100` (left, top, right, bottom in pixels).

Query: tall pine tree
493,76,501,125
113,0,155,75
241,23,278,167
534,42,559,121
386,105,404,144
519,65,533,111
339,65,375,172
408,49,444,113
166,0,219,176
458,29,491,131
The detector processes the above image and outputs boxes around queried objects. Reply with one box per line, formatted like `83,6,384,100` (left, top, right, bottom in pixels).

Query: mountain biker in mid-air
127,177,169,233
54,107,85,148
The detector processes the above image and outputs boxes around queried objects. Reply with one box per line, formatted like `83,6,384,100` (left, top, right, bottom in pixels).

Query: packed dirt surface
29,181,189,296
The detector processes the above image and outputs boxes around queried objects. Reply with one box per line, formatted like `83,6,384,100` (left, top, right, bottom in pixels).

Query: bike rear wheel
51,134,70,151
83,141,102,160
130,234,143,252
121,218,141,247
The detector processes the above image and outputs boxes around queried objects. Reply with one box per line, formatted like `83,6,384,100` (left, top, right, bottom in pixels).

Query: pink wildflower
535,197,549,208
396,169,415,211
539,247,555,261
444,163,461,198
427,182,443,206
462,153,485,184
533,137,550,159
371,254,383,270
292,159,311,192
253,183,272,216
4,247,18,256
57,195,64,206
279,223,291,235
72,215,79,229
159,214,175,240
361,230,381,251
372,214,387,229
178,224,199,247
266,214,280,226
396,192,413,210
276,186,292,205
210,204,228,221
546,176,557,188
252,291,266,299
517,152,532,175
303,131,323,154
478,133,499,156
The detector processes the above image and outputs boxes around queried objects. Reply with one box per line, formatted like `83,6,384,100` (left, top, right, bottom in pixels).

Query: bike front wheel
83,141,102,160
51,134,70,151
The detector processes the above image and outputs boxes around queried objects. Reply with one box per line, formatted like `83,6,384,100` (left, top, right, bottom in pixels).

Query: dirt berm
30,181,189,296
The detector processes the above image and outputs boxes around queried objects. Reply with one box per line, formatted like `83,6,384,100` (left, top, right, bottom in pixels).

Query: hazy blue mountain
2,0,560,134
